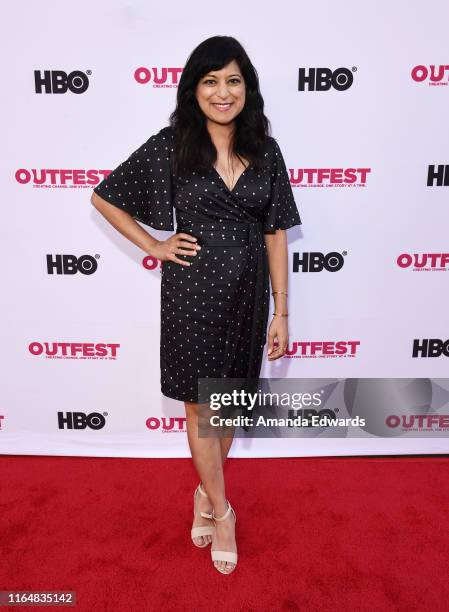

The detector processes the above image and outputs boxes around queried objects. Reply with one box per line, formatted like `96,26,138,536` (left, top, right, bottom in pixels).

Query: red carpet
1,455,448,611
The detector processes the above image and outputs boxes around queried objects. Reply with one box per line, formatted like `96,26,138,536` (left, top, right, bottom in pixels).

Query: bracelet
272,291,288,296
273,312,289,317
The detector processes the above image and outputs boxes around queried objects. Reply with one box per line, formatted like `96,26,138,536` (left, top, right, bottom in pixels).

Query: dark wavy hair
168,35,272,177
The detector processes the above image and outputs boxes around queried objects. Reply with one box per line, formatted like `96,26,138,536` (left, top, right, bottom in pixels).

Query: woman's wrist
272,289,288,316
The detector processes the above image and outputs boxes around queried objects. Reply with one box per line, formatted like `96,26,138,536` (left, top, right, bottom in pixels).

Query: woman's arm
264,229,290,360
91,192,199,266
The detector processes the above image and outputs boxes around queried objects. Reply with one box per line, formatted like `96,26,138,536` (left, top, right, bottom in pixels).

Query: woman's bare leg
189,413,234,544
185,401,237,572
219,430,234,463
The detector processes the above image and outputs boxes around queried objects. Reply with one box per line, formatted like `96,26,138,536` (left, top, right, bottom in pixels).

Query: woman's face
195,59,246,127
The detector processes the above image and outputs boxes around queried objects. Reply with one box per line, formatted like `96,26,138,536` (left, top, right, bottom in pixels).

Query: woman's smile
211,102,233,112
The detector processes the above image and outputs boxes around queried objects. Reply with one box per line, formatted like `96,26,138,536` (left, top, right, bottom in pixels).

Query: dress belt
176,221,269,427
176,220,259,247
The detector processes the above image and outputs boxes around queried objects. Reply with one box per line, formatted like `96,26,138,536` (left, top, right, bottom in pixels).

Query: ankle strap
212,500,232,522
199,510,213,519
198,482,208,497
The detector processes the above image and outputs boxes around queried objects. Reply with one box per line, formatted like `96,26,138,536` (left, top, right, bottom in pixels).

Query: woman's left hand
267,316,289,360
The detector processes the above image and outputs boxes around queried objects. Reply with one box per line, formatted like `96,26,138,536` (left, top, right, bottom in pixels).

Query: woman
91,35,302,575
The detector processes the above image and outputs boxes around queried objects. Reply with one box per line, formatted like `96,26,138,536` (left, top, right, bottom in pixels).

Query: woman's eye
204,78,241,85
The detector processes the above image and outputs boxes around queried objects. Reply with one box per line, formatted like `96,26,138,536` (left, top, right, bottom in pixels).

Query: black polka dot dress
93,126,302,404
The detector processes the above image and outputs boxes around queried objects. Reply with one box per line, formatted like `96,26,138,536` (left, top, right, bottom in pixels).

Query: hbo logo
298,67,354,91
293,252,345,273
413,339,449,358
46,254,98,275
57,412,107,430
34,70,89,94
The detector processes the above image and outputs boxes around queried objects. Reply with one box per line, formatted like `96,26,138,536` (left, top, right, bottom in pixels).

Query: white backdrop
2,0,449,457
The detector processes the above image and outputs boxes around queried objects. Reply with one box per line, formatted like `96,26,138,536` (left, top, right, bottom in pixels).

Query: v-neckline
212,164,250,194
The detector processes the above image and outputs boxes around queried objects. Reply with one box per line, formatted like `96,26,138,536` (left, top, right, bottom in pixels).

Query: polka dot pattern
263,138,303,233
92,126,302,403
93,127,175,231
161,221,269,403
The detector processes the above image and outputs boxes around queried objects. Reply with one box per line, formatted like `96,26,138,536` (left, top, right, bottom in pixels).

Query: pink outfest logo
397,253,449,271
134,67,183,86
386,414,449,430
28,342,120,359
284,341,361,358
289,167,371,187
15,168,108,187
146,417,187,431
411,65,449,85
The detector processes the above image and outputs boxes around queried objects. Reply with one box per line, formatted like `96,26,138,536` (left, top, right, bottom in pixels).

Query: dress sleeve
263,138,302,234
93,126,175,231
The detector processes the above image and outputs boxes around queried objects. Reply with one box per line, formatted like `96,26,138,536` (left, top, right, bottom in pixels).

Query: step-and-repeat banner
2,0,449,457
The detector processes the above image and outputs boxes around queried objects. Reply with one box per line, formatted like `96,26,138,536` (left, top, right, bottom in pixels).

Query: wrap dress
93,125,302,404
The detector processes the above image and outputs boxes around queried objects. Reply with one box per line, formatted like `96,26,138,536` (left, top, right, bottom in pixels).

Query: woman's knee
184,401,215,421
184,401,218,435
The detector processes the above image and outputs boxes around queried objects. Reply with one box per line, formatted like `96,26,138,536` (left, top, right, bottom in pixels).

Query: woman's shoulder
134,126,174,159
263,135,281,164
266,134,282,151
147,125,174,145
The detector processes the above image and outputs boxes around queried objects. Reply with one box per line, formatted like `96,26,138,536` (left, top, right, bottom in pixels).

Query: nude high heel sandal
210,500,238,573
191,483,215,548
